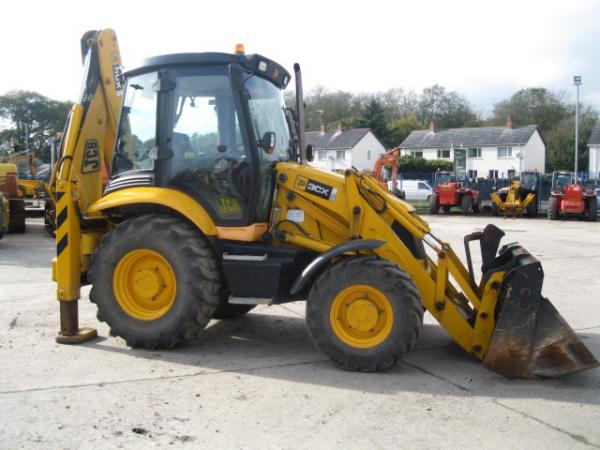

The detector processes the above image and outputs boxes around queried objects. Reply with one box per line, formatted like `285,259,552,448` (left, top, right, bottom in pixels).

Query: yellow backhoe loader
50,29,598,377
491,171,539,217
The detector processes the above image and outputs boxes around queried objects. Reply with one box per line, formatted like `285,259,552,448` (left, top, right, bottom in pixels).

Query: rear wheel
8,198,25,233
526,198,538,217
461,195,473,215
306,256,423,372
429,194,439,214
587,197,597,222
89,214,221,349
472,199,481,214
548,197,558,220
491,201,500,216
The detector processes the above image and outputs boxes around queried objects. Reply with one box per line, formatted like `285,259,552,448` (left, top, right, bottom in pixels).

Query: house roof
305,128,371,150
399,125,538,149
588,121,600,146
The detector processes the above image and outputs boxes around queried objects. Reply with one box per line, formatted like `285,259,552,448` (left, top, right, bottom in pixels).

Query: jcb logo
295,176,308,189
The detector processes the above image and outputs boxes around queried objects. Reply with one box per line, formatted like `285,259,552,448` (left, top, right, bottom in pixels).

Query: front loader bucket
482,244,599,377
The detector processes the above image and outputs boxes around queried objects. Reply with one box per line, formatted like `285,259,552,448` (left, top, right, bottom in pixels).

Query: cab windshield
244,75,293,161
553,172,575,191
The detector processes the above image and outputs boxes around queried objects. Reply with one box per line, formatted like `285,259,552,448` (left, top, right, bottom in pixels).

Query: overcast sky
1,0,599,116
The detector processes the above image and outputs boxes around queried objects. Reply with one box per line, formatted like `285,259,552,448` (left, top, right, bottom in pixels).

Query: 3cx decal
294,176,337,201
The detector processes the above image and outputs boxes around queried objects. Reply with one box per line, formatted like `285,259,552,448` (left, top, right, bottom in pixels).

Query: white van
387,179,433,201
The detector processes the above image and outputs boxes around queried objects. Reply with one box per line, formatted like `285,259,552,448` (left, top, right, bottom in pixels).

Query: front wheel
587,197,597,222
461,195,473,215
89,214,221,349
429,194,439,214
548,197,558,220
306,256,423,372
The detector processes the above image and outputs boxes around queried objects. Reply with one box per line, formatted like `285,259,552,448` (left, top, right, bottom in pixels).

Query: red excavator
430,169,480,215
371,148,405,199
548,170,597,221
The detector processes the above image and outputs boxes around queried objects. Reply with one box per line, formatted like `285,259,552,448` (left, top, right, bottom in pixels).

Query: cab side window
113,72,157,177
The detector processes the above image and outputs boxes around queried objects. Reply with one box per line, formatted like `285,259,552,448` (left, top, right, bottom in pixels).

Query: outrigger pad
483,257,599,377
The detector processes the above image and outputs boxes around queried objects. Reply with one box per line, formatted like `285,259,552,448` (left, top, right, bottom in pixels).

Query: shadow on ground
81,311,600,406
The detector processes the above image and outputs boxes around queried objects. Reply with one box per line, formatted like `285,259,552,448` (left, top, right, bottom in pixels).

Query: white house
306,125,386,172
399,119,545,179
587,121,600,179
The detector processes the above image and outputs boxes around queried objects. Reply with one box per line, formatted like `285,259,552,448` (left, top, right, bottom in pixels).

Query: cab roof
125,52,291,89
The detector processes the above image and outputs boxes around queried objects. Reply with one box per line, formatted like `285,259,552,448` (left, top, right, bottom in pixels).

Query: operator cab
107,51,296,227
551,170,576,193
434,171,455,186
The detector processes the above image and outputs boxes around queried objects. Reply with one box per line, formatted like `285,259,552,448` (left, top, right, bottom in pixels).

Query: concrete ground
1,216,599,449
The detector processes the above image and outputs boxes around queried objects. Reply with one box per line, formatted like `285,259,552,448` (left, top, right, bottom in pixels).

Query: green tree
398,155,453,173
0,90,72,162
417,84,478,129
489,87,568,132
355,97,389,144
387,115,423,148
544,105,597,172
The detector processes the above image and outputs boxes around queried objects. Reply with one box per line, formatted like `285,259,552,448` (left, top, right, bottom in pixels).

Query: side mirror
260,131,276,155
306,144,315,162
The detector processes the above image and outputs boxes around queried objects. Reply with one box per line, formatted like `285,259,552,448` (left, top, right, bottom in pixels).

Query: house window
489,170,498,179
437,149,450,158
497,147,512,158
411,150,423,157
468,170,478,179
318,150,326,160
468,147,481,158
336,150,346,160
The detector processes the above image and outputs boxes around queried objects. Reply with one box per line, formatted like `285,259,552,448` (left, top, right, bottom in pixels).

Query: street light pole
574,75,582,178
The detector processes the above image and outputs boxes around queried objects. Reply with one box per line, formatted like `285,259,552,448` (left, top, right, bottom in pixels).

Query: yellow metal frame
272,163,505,359
491,180,536,215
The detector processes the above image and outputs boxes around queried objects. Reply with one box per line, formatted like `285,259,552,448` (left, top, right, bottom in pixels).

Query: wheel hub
330,285,394,348
113,249,176,321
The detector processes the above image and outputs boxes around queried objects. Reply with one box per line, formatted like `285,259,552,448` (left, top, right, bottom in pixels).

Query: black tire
88,214,221,349
587,197,597,222
461,195,473,215
472,199,481,214
8,198,26,233
44,201,56,238
548,196,558,220
306,256,423,372
212,302,255,319
491,201,500,216
429,194,439,214
526,198,538,217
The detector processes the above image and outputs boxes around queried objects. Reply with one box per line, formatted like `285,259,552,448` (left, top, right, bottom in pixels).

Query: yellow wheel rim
330,285,394,349
113,249,176,321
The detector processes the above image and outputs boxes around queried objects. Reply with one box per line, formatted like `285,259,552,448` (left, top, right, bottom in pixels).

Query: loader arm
52,29,124,342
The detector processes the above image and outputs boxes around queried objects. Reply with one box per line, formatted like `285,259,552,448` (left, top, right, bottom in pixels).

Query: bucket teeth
483,254,599,377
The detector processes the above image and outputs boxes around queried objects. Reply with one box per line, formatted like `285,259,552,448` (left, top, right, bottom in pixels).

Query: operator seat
170,132,194,178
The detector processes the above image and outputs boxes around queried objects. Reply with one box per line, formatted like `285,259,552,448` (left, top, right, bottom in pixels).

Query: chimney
429,121,436,133
506,116,513,129
336,122,343,133
319,123,325,133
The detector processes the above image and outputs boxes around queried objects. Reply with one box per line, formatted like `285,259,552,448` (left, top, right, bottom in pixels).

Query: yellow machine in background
0,163,26,233
50,29,598,378
491,171,539,217
0,192,9,239
0,150,46,214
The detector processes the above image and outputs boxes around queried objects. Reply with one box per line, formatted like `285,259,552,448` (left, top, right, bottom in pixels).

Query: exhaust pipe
294,63,306,165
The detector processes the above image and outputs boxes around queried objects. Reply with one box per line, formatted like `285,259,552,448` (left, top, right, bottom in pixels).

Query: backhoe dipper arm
54,29,124,343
